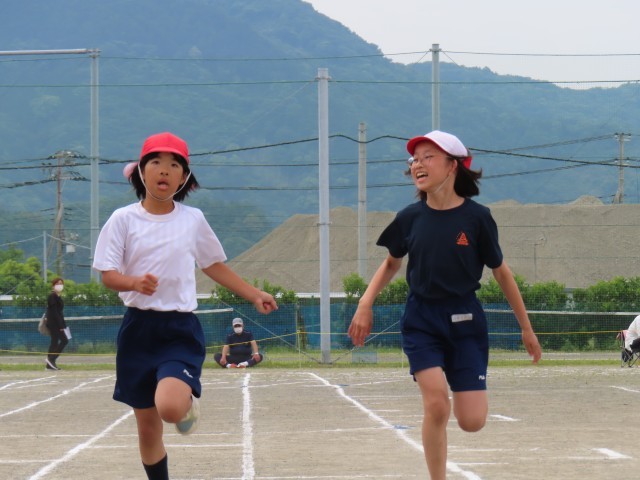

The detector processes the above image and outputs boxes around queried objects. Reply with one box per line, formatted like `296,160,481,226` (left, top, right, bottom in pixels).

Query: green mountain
1,0,638,281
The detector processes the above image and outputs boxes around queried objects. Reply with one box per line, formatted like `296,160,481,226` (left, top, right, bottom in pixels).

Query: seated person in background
214,318,263,368
625,314,640,353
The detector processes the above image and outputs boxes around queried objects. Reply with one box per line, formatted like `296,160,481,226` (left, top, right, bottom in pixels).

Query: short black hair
128,152,200,201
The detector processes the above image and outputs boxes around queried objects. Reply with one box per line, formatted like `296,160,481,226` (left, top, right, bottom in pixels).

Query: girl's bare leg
415,367,451,480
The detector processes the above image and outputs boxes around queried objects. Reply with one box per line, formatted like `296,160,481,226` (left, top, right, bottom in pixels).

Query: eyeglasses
407,154,436,167
407,153,458,167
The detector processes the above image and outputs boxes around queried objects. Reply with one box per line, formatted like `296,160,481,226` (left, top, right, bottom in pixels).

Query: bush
212,279,297,305
342,273,367,303
572,276,640,311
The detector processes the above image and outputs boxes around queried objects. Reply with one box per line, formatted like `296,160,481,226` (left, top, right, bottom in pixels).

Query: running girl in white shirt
93,132,278,480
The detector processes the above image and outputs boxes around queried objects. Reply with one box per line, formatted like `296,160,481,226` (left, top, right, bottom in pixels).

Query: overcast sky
305,0,640,87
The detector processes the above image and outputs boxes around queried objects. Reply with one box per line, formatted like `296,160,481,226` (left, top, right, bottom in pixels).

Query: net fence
0,299,631,365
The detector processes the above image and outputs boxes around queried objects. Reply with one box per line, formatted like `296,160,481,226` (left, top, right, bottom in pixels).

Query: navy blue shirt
377,198,503,300
225,330,255,357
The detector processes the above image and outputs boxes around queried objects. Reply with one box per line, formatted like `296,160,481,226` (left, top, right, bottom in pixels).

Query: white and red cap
406,130,472,168
123,132,190,178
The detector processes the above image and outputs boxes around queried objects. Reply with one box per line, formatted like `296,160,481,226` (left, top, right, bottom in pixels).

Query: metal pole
89,51,101,281
613,133,631,204
55,155,63,275
43,231,48,284
0,49,94,56
317,68,331,364
357,122,367,279
431,44,440,131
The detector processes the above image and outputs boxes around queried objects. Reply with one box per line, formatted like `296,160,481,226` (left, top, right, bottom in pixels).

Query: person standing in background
46,277,68,370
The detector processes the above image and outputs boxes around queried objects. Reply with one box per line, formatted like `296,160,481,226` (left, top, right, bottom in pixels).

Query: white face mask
54,284,64,293
233,326,243,334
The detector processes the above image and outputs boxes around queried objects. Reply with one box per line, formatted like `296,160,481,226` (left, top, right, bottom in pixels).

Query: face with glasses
407,142,456,193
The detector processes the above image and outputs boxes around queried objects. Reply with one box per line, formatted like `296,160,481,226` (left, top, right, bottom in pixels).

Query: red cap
140,132,189,162
124,132,190,179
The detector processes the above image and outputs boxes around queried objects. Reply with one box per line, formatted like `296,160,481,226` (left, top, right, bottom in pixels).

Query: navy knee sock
143,454,168,480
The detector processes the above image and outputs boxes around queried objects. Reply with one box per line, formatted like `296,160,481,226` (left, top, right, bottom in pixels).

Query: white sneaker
238,361,249,368
175,395,200,435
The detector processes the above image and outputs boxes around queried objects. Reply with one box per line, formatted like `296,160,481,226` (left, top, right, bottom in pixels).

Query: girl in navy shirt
348,130,541,480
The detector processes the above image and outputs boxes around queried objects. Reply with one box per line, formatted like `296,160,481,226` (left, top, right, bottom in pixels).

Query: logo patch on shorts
451,313,473,323
182,369,193,379
479,375,486,380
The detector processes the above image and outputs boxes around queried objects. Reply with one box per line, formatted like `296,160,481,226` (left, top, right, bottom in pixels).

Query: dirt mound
196,201,640,293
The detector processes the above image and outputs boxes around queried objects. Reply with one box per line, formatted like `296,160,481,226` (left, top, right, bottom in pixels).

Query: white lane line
489,414,519,422
0,377,52,391
242,373,255,480
308,373,483,480
0,375,114,418
611,385,640,394
593,448,631,459
27,410,134,480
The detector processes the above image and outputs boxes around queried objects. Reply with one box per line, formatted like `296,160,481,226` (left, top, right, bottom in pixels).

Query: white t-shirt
93,201,226,312
625,315,640,349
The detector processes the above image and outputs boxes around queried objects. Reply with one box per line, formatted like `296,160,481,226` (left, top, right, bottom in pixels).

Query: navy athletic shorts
113,307,206,409
401,293,489,392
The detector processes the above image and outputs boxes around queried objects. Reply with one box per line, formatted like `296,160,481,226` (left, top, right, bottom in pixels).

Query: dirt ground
1,365,639,479
196,197,640,293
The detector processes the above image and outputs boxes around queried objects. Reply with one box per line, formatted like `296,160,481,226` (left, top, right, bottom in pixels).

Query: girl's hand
348,305,374,347
134,273,158,295
522,329,542,364
254,291,278,314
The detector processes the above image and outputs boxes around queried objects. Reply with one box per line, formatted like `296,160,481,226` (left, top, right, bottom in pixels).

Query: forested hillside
1,0,638,282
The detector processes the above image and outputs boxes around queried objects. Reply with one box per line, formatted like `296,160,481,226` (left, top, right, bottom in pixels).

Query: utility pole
612,133,631,204
46,150,82,275
317,67,331,364
431,43,440,131
357,122,367,279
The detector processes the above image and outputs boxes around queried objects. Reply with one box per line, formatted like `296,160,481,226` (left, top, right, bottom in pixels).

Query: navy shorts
401,293,489,392
113,307,206,409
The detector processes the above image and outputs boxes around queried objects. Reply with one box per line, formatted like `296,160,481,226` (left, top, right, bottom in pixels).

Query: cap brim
142,147,189,163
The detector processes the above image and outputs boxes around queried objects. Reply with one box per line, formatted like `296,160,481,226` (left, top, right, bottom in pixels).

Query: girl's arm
348,254,403,346
101,270,158,295
492,261,542,363
202,262,278,314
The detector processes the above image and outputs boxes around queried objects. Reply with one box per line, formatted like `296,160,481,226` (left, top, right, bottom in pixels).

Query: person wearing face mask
45,277,68,370
214,318,263,368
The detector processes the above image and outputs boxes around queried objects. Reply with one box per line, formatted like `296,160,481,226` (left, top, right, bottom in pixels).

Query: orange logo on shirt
456,232,469,246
